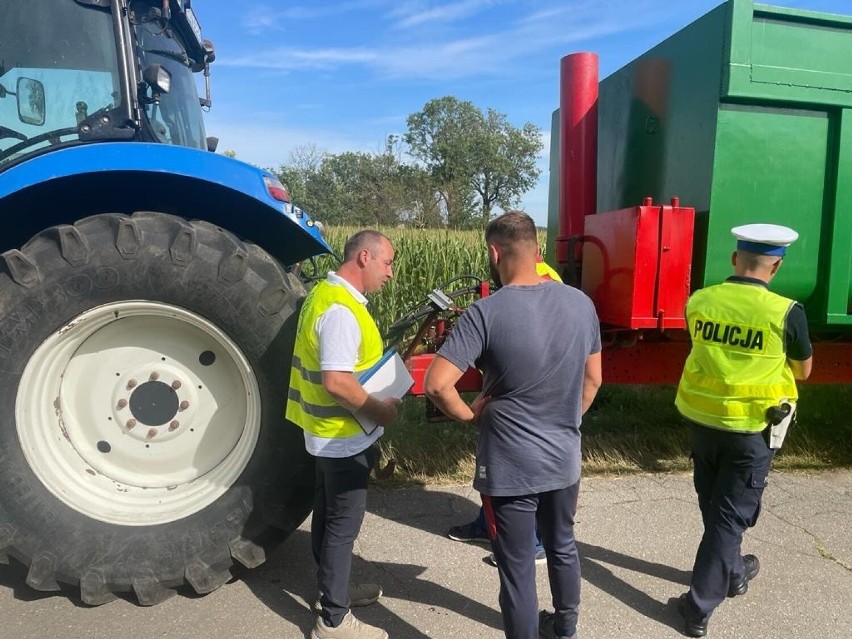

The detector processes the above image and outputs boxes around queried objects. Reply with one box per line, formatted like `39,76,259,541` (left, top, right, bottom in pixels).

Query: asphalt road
1,471,850,639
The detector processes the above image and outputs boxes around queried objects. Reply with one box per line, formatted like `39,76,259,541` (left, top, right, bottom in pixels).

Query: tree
274,144,327,218
472,111,543,225
289,143,325,177
276,141,425,226
405,97,543,227
396,164,444,228
322,151,388,225
270,99,541,229
382,135,443,228
301,161,347,225
256,141,433,226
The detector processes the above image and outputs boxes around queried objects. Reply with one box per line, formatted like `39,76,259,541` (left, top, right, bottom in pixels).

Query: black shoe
728,554,760,598
677,593,708,638
538,610,576,639
446,521,490,545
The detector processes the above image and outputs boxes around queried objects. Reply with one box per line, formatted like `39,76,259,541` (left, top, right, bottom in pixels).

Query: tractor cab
0,0,215,167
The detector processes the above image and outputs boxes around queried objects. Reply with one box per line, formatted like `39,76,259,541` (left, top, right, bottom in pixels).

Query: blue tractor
0,0,330,605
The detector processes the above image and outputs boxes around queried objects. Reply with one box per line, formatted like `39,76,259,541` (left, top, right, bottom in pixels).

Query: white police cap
731,223,798,256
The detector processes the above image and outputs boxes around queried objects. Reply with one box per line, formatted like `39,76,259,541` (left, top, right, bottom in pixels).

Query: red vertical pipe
557,52,598,264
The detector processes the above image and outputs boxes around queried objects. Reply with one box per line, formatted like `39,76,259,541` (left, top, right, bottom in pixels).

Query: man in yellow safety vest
286,230,400,639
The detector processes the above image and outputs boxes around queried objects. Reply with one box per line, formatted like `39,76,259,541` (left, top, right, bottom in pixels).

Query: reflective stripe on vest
285,280,383,439
675,282,798,432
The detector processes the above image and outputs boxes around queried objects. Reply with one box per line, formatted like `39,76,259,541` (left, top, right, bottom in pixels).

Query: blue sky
196,0,851,226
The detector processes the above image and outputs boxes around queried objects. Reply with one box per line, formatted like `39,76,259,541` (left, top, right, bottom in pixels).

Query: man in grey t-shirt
424,211,602,639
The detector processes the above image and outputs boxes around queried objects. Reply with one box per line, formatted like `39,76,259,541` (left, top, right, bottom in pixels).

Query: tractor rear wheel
0,211,314,605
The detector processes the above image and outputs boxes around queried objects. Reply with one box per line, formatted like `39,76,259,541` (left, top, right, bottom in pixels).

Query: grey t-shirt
438,280,601,497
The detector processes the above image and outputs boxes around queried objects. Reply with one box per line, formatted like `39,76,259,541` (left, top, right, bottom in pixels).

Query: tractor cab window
0,1,121,165
132,4,207,150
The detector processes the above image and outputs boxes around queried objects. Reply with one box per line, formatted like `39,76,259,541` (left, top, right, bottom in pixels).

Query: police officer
286,230,400,639
675,223,813,637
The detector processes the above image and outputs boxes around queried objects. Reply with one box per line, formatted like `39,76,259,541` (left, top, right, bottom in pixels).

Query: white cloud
222,47,379,71
242,1,390,31
389,0,499,29
364,113,409,126
225,1,679,81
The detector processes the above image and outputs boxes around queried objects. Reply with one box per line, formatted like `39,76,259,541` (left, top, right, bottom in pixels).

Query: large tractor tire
0,212,315,605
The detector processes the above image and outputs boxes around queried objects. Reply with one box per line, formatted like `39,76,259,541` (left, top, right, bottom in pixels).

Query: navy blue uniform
682,276,812,620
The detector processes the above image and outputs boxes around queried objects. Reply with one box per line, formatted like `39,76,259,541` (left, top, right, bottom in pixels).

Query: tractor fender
0,142,331,265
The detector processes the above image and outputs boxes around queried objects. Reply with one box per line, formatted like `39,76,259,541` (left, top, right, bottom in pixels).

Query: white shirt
303,271,384,458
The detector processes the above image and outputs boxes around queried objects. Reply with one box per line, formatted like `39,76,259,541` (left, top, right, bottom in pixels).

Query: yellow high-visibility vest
675,281,798,432
286,280,383,439
536,261,563,283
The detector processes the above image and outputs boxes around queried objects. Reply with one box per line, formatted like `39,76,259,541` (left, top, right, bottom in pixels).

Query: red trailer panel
581,199,694,330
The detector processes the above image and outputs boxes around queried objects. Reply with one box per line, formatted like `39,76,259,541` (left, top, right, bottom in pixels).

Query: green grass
376,385,852,484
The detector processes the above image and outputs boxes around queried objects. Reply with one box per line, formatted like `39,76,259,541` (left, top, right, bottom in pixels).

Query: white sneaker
310,611,388,639
313,583,382,613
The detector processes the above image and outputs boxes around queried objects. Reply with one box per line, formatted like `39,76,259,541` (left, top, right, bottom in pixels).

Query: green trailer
547,0,852,382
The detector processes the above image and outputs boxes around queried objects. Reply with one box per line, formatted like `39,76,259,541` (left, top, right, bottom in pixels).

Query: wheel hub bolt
117,399,128,409
126,418,137,429
147,428,158,439
171,380,182,390
179,400,189,411
169,420,180,432
149,371,160,381
127,379,138,390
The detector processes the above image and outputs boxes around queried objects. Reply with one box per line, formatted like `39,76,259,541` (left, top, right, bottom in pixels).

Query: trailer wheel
0,212,315,605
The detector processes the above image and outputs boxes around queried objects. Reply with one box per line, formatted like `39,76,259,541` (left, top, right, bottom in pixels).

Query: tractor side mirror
199,40,215,110
17,77,45,126
206,136,219,152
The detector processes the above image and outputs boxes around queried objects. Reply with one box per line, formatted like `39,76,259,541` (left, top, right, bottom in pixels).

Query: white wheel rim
16,301,261,526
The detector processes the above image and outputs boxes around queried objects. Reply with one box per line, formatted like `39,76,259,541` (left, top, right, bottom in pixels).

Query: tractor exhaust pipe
556,52,598,267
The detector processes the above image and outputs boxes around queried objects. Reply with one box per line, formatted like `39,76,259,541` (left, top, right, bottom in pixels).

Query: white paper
354,350,414,434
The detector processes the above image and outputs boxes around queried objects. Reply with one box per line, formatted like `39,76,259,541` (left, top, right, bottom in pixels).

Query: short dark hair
485,210,537,256
343,230,390,262
736,249,782,272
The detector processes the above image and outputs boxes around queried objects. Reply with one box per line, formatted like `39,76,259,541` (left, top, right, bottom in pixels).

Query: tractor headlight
143,64,172,95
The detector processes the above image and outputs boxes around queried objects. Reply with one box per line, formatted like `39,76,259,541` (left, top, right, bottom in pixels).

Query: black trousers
312,444,379,627
688,423,774,618
484,480,581,639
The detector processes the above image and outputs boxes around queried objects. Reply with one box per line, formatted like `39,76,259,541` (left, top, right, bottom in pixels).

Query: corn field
305,226,549,335
304,226,486,335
